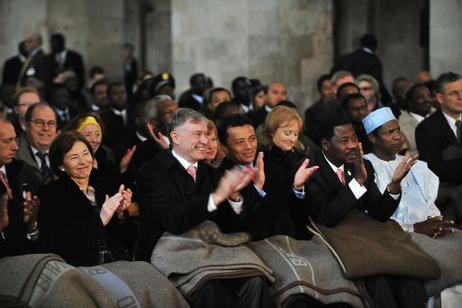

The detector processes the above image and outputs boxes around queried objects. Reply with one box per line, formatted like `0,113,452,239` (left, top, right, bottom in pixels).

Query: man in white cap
363,107,454,237
365,107,462,308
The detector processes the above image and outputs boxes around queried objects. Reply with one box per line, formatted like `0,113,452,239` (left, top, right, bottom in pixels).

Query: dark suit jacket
2,55,24,86
307,149,399,227
43,49,85,91
137,150,224,261
1,159,39,256
100,108,133,152
262,146,313,240
38,170,135,266
416,110,462,183
20,49,46,86
178,89,203,111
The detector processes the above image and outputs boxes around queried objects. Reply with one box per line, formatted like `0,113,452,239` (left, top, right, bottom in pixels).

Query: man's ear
435,93,444,106
170,130,179,145
321,138,329,152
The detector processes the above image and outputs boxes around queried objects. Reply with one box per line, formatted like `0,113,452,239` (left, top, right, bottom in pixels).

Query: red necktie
336,168,345,185
0,171,13,199
187,165,197,182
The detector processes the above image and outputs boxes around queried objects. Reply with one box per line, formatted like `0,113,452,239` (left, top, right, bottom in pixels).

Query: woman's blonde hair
206,119,225,168
261,105,303,149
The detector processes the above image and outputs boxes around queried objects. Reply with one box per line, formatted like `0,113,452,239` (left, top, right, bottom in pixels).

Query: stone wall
430,0,462,76
170,0,334,109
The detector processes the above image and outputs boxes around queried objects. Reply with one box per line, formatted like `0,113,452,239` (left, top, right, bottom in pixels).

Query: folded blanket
151,220,275,301
248,235,365,308
309,211,441,279
410,230,462,296
0,254,189,308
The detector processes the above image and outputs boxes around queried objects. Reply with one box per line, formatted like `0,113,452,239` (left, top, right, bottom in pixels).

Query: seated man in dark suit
416,72,462,227
0,117,40,257
307,114,426,308
137,108,271,308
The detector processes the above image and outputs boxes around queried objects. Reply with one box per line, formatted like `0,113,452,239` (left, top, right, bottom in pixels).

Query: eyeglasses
30,119,57,128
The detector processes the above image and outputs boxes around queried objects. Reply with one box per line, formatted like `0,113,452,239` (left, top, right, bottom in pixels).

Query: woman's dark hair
49,131,94,175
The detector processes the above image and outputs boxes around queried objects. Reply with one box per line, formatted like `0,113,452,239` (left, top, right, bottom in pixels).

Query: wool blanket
0,253,189,308
308,211,441,279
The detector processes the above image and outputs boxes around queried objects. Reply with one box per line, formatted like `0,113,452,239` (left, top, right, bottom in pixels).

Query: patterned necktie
336,168,345,185
0,170,13,199
187,165,197,182
36,152,51,179
456,120,461,143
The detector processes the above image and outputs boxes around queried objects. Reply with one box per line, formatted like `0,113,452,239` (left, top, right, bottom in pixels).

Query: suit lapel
436,110,458,141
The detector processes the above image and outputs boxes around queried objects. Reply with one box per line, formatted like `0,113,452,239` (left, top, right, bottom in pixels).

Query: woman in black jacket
260,105,318,240
38,131,135,266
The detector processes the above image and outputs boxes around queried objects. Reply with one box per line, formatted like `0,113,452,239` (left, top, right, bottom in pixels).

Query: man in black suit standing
44,33,85,92
416,72,462,226
307,114,426,308
1,41,28,88
137,108,271,308
332,33,391,104
20,32,46,86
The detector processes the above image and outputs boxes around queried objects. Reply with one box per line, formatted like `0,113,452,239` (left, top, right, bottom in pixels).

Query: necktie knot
336,168,345,185
187,165,197,182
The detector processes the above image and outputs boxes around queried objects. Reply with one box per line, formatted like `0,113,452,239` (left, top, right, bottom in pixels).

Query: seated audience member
202,87,231,118
364,107,453,235
248,81,287,128
364,107,462,307
217,113,315,240
391,76,413,116
86,66,105,91
331,70,354,92
100,82,133,155
11,87,41,136
0,117,40,256
17,103,58,189
204,119,224,169
178,73,208,111
231,76,253,113
86,79,109,113
47,83,78,129
416,72,462,227
64,114,119,178
307,114,426,308
150,72,176,100
340,93,372,153
250,84,266,112
128,95,177,172
38,131,135,266
304,74,336,143
399,84,433,155
260,106,319,239
137,108,272,308
356,74,381,113
213,100,243,127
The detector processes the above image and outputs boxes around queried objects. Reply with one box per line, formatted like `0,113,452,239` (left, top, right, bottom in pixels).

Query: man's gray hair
168,108,207,137
139,95,173,127
331,70,353,85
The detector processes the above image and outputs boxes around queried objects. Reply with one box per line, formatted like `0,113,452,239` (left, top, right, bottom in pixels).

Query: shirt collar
442,111,461,137
171,149,198,170
192,94,204,104
362,47,373,54
136,131,148,142
322,151,344,173
30,144,48,155
111,108,127,117
409,111,426,123
0,165,6,176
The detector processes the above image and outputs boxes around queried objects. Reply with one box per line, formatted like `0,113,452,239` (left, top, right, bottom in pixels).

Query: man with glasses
10,87,41,136
17,102,57,190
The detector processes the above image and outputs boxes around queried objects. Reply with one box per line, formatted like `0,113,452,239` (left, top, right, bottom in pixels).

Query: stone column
430,0,462,76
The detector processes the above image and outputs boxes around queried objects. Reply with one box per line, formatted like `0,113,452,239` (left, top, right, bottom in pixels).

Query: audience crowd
0,31,461,308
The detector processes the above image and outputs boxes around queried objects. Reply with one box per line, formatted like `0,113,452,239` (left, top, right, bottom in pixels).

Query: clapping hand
293,159,319,190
